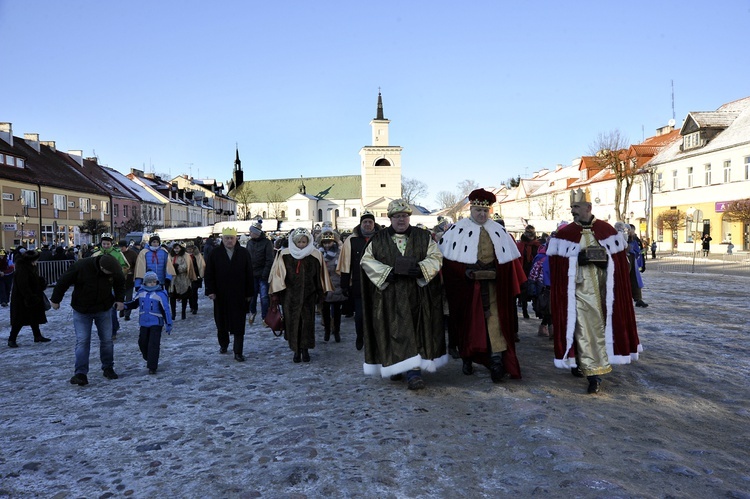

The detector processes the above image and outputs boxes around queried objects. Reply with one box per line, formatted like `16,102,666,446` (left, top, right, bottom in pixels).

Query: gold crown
320,231,336,241
569,188,590,204
469,199,492,208
221,227,237,236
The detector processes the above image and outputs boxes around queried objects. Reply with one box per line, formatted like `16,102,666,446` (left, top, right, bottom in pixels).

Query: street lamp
14,212,29,247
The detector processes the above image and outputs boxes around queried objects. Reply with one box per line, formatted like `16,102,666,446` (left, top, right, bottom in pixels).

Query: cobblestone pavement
1,271,749,498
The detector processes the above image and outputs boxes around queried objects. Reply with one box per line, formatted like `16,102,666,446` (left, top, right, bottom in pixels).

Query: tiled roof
0,137,103,195
233,175,362,201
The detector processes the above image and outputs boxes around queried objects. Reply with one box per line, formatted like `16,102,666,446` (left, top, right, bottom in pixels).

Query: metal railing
36,260,74,287
649,251,750,277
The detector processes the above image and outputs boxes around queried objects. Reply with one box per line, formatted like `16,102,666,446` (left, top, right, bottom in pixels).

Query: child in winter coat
125,271,172,374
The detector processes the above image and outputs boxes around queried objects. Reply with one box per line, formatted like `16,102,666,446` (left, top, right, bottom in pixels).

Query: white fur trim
438,218,520,264
363,353,451,378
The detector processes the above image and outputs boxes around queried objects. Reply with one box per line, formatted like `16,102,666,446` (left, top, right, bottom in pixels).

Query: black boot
587,376,601,394
293,350,301,363
8,338,18,348
333,315,341,342
355,333,363,351
333,329,341,343
301,349,310,362
462,359,474,375
489,354,505,383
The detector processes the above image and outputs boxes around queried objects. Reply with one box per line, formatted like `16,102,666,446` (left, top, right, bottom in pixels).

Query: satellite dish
668,119,676,127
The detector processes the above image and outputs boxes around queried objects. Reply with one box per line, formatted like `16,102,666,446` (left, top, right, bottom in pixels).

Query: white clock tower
359,92,403,210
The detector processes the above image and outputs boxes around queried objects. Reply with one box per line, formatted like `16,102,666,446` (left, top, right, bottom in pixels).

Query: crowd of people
5,186,650,395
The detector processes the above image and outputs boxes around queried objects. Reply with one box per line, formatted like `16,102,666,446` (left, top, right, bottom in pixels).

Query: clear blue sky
2,0,749,209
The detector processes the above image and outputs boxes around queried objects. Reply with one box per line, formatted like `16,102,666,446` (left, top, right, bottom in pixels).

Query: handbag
265,295,284,337
42,293,52,311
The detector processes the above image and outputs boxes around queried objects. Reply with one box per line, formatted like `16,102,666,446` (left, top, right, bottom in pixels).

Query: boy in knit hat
125,271,172,374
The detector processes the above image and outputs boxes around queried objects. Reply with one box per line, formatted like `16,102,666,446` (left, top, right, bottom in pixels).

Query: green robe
360,226,447,377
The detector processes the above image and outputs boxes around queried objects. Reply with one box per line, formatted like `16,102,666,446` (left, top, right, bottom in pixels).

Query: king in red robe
439,189,525,382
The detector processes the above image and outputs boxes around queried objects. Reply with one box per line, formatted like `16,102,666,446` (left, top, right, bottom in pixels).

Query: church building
228,92,403,231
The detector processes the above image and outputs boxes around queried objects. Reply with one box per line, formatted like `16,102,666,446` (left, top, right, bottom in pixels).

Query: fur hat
143,271,158,284
249,223,263,236
149,234,161,245
387,199,412,217
360,210,375,223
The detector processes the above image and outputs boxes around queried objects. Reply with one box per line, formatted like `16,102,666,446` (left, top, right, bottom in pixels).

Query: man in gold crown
439,188,525,382
204,227,255,362
360,199,447,390
547,188,641,394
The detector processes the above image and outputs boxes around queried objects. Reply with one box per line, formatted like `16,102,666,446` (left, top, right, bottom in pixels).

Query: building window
745,156,750,180
113,204,119,217
123,205,129,218
380,184,386,188
723,160,731,183
295,209,301,216
687,167,693,187
101,201,109,215
79,198,90,213
704,164,712,185
352,208,357,217
280,210,286,218
21,189,37,208
683,132,701,150
318,209,323,222
655,173,663,192
685,215,694,243
53,194,67,211
672,170,678,190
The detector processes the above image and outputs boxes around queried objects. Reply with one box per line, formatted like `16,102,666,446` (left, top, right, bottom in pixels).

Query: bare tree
233,184,257,220
535,192,565,220
656,209,686,252
722,198,750,224
456,179,480,197
590,130,637,222
436,190,462,222
265,183,287,220
401,177,428,206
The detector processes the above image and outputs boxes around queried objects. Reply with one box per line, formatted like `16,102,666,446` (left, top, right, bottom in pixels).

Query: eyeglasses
391,214,410,219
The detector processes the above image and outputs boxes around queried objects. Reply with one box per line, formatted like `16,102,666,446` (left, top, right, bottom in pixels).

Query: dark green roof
232,175,362,201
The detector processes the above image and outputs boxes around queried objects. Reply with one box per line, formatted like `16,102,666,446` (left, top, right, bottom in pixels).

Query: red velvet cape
443,258,525,379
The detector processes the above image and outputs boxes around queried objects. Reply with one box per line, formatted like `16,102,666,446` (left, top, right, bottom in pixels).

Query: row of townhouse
470,96,750,252
0,123,237,250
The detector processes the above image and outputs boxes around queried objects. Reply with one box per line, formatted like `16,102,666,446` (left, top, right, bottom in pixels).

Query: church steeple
376,90,385,120
232,144,244,188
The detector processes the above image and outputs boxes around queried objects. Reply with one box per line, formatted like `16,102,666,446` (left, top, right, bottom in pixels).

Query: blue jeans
73,309,114,375
250,278,270,319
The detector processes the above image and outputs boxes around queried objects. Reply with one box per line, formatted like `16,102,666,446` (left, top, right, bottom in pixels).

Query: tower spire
234,143,241,172
376,88,385,120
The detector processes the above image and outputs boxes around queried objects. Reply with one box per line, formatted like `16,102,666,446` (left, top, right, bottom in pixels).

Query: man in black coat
245,223,275,325
336,211,380,350
205,228,254,362
50,254,126,386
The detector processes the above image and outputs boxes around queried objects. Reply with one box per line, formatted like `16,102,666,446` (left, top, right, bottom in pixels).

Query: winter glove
406,264,423,278
385,271,398,283
166,326,172,335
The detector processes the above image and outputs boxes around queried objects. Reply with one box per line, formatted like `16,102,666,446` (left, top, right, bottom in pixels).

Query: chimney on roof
24,133,41,153
0,123,13,146
130,168,144,176
68,150,84,166
85,156,98,165
40,140,56,152
655,123,675,136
